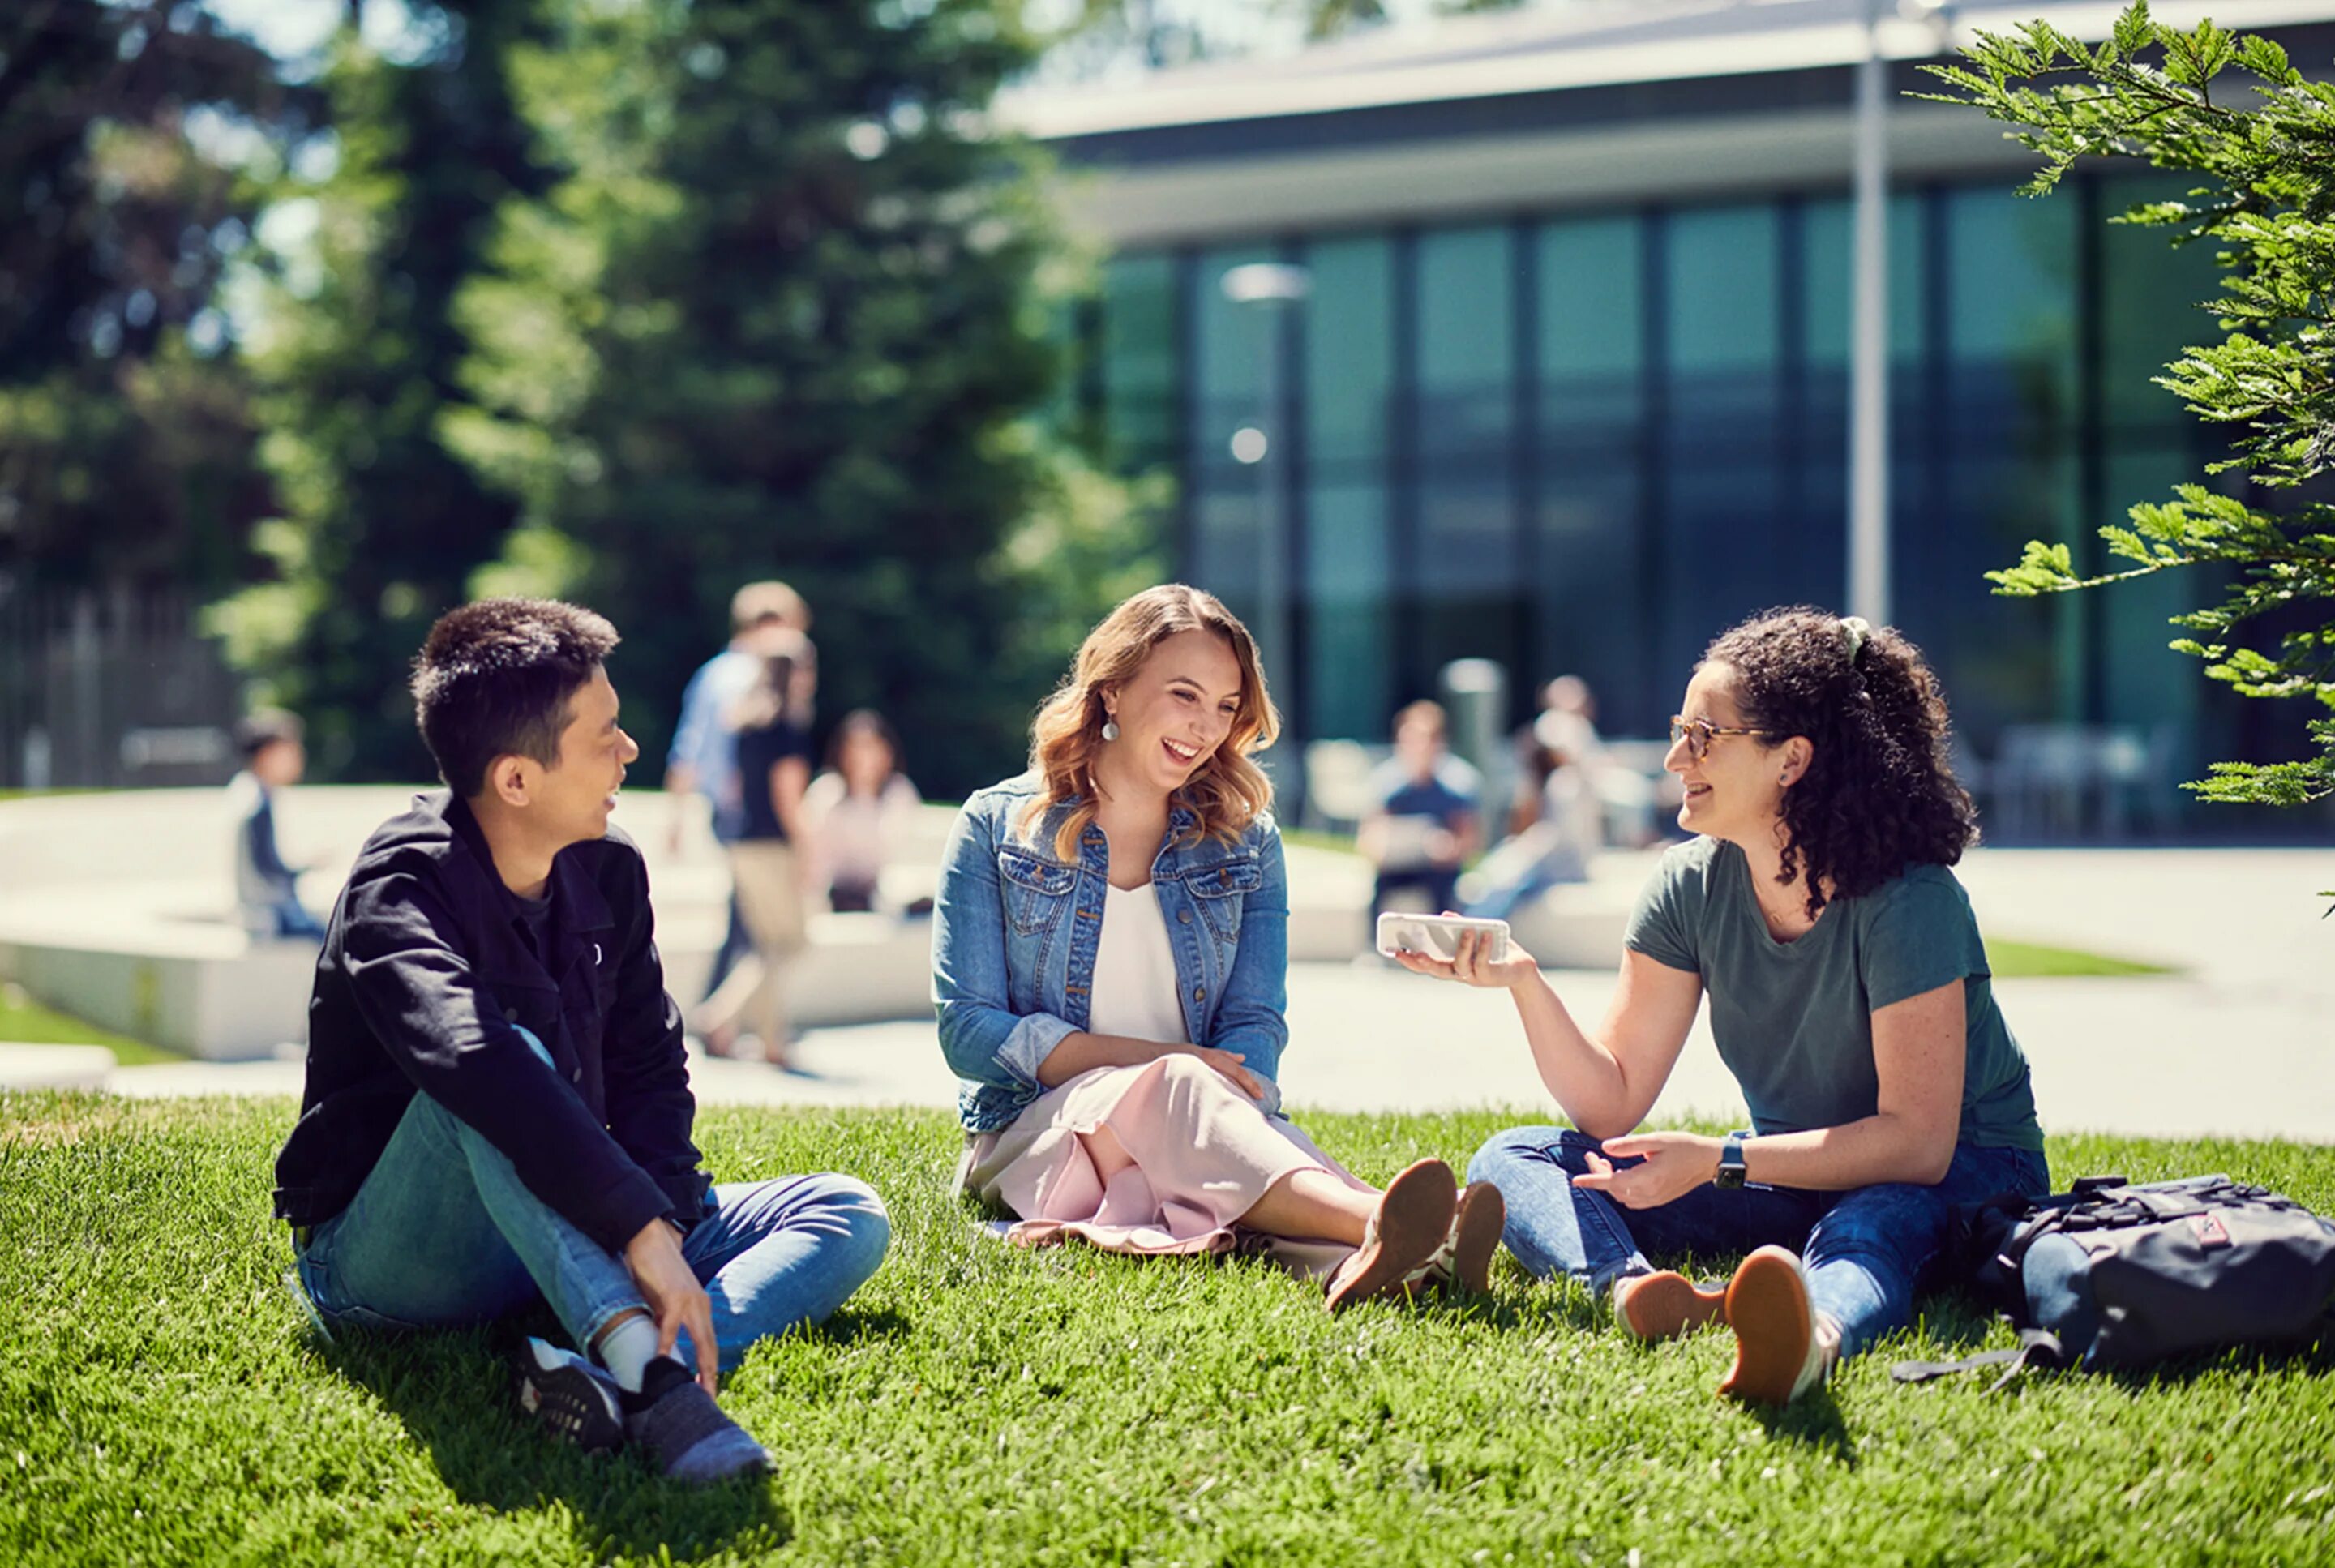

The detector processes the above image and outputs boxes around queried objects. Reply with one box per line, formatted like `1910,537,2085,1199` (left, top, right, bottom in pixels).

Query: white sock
593,1313,662,1393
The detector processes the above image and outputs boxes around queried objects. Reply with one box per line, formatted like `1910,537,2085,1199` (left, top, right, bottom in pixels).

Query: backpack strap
1891,1329,2066,1394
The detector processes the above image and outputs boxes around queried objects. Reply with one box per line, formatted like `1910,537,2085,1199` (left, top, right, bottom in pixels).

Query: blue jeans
1467,1127,2049,1360
294,1036,889,1371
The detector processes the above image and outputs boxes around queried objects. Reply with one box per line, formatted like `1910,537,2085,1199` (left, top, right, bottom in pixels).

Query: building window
1299,234,1396,742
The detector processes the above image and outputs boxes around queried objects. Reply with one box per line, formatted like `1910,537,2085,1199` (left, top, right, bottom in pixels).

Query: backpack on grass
1892,1174,2335,1391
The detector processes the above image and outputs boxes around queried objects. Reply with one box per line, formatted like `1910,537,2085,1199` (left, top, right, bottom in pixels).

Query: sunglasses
1668,715,1779,760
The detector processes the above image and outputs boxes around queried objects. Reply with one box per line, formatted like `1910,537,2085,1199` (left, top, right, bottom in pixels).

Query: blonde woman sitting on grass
932,584,1502,1310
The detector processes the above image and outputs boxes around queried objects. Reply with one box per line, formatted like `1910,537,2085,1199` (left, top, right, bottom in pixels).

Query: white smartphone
1376,911,1510,964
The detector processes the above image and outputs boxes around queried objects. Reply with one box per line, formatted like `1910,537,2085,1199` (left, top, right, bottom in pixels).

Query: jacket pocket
997,850,1077,936
1186,855,1261,944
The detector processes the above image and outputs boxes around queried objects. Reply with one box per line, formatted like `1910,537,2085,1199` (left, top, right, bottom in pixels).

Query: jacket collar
439,791,617,936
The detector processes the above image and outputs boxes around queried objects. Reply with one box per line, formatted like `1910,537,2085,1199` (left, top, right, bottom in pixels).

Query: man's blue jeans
1467,1127,2049,1360
294,1038,889,1371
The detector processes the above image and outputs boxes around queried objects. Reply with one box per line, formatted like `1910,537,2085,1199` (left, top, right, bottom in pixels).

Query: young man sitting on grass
273,598,890,1483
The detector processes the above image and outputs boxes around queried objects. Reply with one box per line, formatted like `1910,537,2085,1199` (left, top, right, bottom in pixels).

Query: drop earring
1101,718,1120,742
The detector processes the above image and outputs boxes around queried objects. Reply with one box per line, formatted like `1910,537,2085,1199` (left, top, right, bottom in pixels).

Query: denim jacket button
1178,909,1192,924
1193,985,1205,1000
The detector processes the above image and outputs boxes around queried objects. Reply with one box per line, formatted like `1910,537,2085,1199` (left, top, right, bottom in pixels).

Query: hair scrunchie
1839,615,1873,666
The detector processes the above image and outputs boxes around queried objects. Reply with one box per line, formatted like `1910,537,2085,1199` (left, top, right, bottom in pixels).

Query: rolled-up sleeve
932,799,1075,1092
1206,825,1289,1116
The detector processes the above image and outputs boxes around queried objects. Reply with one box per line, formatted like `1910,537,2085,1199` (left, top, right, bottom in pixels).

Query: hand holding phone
1375,911,1511,964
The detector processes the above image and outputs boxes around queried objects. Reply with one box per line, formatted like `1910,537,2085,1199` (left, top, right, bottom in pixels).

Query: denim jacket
931,773,1291,1133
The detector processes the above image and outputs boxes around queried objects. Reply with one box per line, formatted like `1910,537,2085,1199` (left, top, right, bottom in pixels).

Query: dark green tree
1928,2,2335,813
449,0,1148,795
0,1,293,593
210,2,545,778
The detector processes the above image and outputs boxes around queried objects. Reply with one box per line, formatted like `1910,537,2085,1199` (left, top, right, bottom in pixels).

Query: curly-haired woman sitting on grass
933,584,1502,1312
1395,606,2048,1403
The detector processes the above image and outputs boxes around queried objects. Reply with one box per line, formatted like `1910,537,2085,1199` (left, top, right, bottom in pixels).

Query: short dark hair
410,599,619,798
234,709,303,760
1395,700,1446,739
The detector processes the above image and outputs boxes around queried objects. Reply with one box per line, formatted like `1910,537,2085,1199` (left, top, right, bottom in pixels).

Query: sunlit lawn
0,985,181,1066
2,1095,2328,1566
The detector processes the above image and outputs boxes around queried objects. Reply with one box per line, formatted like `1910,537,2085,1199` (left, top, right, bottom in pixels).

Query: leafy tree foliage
449,0,1146,795
0,1,295,592
1929,2,2335,809
209,2,544,777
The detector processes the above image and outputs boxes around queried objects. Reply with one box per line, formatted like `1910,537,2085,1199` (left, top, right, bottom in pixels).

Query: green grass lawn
0,985,182,1065
2,1098,2329,1566
1982,939,2176,979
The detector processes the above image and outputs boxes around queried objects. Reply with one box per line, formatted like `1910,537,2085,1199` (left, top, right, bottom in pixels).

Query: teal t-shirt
1625,838,2043,1150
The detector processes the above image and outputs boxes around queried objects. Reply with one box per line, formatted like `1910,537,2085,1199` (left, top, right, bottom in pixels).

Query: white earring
1101,718,1120,742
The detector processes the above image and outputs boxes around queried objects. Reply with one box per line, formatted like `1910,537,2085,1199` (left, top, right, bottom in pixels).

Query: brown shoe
1613,1270,1728,1341
1325,1158,1459,1313
1442,1182,1506,1296
1718,1245,1831,1405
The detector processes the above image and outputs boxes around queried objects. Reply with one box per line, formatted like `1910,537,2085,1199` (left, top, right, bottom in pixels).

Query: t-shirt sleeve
1860,870,1989,1011
1624,847,1702,974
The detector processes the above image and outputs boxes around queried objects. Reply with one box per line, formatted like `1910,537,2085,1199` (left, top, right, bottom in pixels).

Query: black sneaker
623,1356,772,1484
510,1338,626,1454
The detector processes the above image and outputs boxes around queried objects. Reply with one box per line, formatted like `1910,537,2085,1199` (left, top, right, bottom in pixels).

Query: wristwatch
1716,1130,1752,1189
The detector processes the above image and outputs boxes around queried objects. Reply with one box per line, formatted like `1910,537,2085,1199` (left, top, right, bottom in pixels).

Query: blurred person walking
666,581,812,1000
690,632,816,1068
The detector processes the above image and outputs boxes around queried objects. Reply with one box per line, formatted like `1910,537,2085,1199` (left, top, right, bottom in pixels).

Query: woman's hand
1569,1132,1720,1210
1387,924,1541,991
1170,1043,1267,1101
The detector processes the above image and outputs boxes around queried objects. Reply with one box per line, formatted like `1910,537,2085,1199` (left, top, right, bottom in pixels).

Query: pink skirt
958,1056,1368,1281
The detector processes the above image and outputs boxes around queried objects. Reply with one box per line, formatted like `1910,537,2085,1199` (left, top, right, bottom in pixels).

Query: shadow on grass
318,1319,813,1562
1749,1385,1859,1463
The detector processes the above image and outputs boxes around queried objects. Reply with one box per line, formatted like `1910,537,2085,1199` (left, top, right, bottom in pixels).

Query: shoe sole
1446,1183,1506,1296
512,1355,626,1454
1719,1245,1814,1405
1617,1270,1728,1341
1327,1158,1459,1313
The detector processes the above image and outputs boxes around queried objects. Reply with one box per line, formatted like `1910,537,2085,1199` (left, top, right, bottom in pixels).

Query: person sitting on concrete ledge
227,709,327,940
273,598,889,1484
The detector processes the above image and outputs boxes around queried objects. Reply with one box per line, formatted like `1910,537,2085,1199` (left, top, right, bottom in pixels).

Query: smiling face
1666,661,1804,846
1099,629,1247,803
518,665,640,848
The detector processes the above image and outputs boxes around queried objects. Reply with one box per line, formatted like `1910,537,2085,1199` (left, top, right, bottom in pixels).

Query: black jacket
272,790,709,1255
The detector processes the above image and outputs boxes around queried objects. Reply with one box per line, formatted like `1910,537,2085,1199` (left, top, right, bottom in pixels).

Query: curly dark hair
1703,606,1977,920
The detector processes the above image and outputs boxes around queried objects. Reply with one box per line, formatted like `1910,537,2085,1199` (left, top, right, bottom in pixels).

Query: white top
803,771,921,891
1087,883,1190,1045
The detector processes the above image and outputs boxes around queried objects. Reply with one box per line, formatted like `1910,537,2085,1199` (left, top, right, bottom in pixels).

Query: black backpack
1893,1174,2335,1391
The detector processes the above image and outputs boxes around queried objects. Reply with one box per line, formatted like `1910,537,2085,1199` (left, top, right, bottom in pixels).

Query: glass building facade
1088,172,2259,827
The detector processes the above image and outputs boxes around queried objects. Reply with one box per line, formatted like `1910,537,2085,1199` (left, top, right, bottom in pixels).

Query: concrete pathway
6,840,2331,1143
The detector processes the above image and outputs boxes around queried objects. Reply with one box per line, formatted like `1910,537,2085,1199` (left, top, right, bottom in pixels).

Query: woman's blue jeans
1467,1127,2049,1360
293,1035,889,1372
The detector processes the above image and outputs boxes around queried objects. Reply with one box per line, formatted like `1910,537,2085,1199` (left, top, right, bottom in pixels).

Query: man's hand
623,1217,717,1393
1569,1132,1721,1210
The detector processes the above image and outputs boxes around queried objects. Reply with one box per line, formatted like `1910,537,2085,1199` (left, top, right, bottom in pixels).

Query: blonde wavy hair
1016,584,1281,862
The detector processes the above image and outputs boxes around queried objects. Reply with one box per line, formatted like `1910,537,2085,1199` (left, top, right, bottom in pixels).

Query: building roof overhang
1004,1,2335,246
